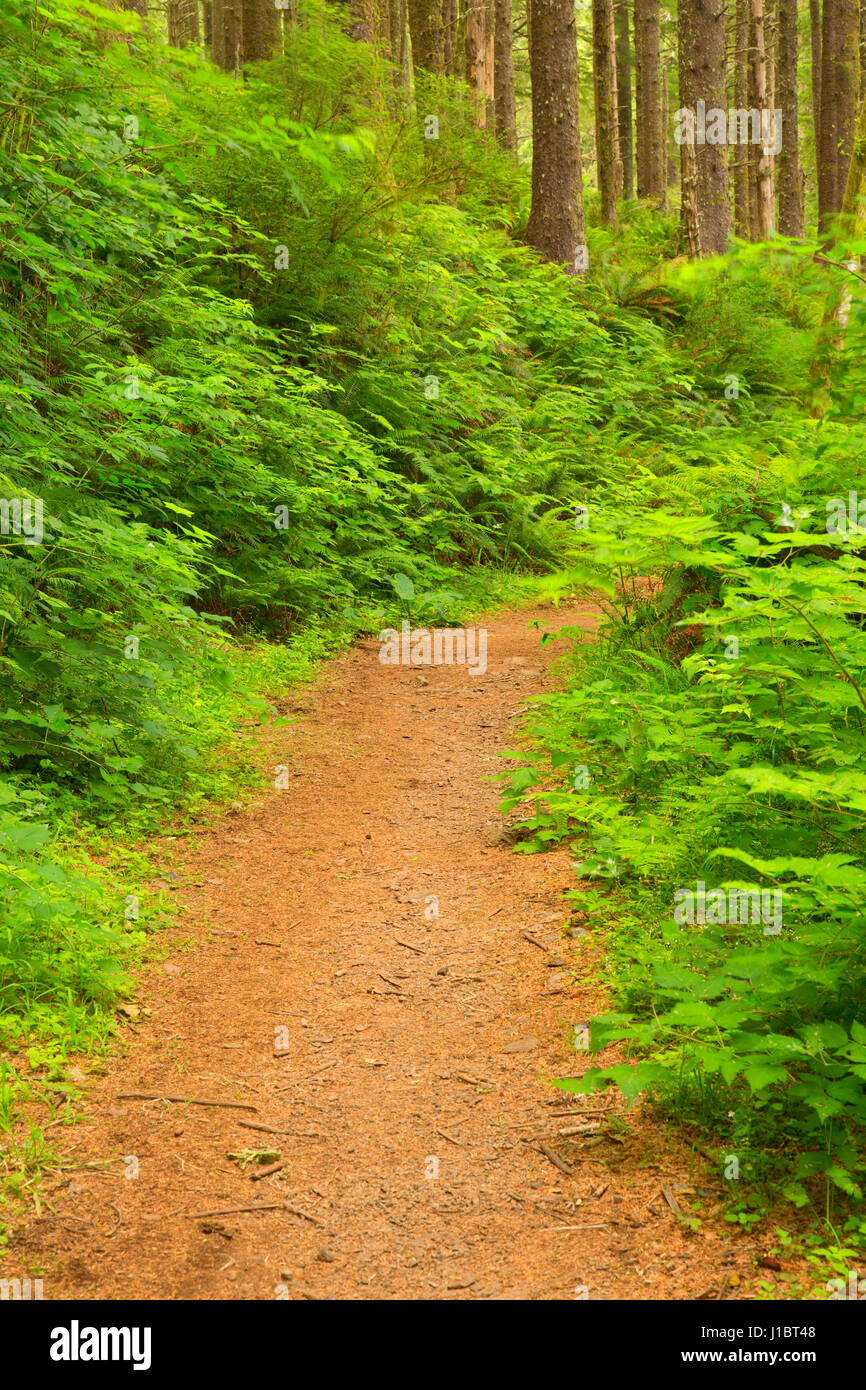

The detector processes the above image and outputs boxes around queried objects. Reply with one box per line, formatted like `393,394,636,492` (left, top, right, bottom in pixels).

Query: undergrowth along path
8,605,761,1300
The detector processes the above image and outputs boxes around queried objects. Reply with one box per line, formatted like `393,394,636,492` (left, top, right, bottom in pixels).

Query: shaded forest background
1,0,866,1265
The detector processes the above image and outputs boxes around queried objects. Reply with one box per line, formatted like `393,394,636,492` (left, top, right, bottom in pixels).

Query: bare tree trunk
748,0,775,238
593,0,620,225
810,0,822,148
493,0,517,154
679,0,732,253
465,0,489,126
212,0,225,64
818,0,860,233
661,49,671,205
732,0,751,235
407,0,445,75
615,0,634,196
525,0,587,267
811,91,866,408
212,0,242,69
776,0,803,233
634,0,664,199
442,0,458,72
241,0,279,59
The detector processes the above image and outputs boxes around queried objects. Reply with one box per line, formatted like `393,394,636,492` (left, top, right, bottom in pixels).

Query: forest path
11,603,752,1300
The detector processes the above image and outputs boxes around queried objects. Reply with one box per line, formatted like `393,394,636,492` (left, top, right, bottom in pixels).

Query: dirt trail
9,604,759,1300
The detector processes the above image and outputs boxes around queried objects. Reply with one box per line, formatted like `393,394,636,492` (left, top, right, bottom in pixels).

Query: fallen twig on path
538,1143,574,1176
237,1119,294,1136
116,1093,257,1112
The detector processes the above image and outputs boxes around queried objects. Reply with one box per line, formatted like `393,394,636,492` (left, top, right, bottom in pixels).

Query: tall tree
168,0,200,45
466,0,490,126
615,1,634,196
679,0,731,253
748,0,775,238
407,0,445,75
634,0,664,200
733,0,751,235
212,0,242,70
776,0,803,234
525,0,587,267
811,90,866,406
810,0,822,144
493,0,518,153
390,0,411,92
818,0,860,231
593,0,620,225
442,0,458,72
121,0,148,16
242,0,279,59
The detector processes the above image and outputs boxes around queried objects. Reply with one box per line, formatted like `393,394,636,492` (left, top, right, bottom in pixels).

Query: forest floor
5,603,791,1299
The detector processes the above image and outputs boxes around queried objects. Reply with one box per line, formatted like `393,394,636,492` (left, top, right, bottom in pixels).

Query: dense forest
1,0,865,1310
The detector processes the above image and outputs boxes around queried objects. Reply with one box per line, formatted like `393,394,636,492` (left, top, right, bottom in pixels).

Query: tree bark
212,0,242,69
748,0,775,238
493,0,517,153
615,1,634,197
776,0,803,234
818,0,860,232
593,0,620,225
679,0,732,253
525,0,587,268
810,0,822,148
732,0,751,236
407,0,445,75
810,91,866,408
442,0,458,72
634,0,663,199
242,0,279,59
465,0,489,126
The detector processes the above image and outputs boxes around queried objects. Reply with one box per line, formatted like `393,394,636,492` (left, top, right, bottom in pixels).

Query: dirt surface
7,604,771,1300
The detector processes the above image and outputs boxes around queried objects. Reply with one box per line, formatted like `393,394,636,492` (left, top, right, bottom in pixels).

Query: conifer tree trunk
732,0,751,235
390,0,411,92
465,0,489,126
525,0,587,268
442,0,458,71
776,0,803,234
593,0,620,225
810,0,822,144
748,0,775,238
407,0,445,75
615,1,634,196
679,0,732,253
818,0,860,231
212,0,242,69
811,91,866,407
634,0,663,199
242,0,279,59
493,0,517,153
